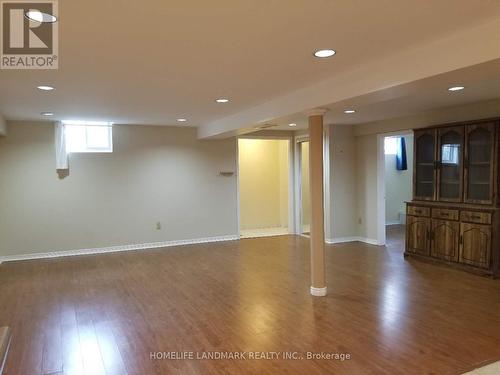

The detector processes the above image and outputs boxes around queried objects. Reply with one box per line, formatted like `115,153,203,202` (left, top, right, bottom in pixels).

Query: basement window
384,137,400,155
63,121,113,153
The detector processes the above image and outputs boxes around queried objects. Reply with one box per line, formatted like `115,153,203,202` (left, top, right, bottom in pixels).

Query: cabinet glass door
414,130,436,200
438,126,463,202
465,123,495,204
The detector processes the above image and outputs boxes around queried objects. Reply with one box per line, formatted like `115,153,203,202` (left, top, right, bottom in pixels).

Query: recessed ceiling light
288,123,297,127
25,10,57,23
177,118,187,122
448,86,465,92
344,109,356,114
314,49,336,58
215,98,229,103
37,85,54,91
41,112,54,116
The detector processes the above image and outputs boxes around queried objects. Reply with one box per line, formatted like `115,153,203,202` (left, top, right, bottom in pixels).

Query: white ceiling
266,59,500,131
1,1,500,131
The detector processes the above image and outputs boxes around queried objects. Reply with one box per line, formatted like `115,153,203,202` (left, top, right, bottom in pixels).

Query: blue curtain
396,137,407,170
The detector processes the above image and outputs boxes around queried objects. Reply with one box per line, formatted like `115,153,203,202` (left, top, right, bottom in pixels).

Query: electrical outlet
156,222,161,230
358,218,362,225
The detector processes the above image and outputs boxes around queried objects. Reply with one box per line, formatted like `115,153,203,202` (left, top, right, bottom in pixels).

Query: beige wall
238,139,289,230
385,135,413,224
3,99,495,256
326,124,379,242
0,122,238,257
355,134,380,241
329,125,357,239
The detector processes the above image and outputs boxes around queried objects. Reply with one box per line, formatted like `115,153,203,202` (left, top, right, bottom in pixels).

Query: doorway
381,132,414,251
238,138,292,238
293,137,311,237
299,140,311,236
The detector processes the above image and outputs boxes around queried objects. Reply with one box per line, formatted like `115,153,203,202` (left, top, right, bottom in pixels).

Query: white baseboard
325,236,358,244
325,237,381,246
0,235,240,263
361,237,383,246
385,221,401,226
1,233,385,264
240,226,289,239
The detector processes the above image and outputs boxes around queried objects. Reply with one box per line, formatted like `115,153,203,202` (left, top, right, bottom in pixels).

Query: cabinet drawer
407,206,430,217
460,211,492,225
432,208,459,221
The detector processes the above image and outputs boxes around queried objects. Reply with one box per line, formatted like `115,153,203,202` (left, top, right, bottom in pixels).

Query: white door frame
323,126,332,241
376,130,414,246
236,128,331,238
293,128,332,238
294,135,309,235
236,135,296,236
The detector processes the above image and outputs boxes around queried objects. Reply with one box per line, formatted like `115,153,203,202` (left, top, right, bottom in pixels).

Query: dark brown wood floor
1,226,500,374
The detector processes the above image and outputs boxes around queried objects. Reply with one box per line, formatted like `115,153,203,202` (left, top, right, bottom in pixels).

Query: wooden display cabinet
405,118,499,277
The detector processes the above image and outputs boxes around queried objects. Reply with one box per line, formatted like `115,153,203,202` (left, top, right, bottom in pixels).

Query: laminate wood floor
1,227,500,374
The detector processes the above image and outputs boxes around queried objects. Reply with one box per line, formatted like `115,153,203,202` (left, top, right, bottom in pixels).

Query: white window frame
63,120,113,153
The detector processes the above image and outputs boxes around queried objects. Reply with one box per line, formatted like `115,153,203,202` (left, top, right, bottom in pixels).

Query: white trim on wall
0,235,240,263
386,221,402,226
323,126,332,240
325,237,380,245
235,139,241,237
294,135,309,235
376,134,387,246
292,130,331,238
287,137,296,232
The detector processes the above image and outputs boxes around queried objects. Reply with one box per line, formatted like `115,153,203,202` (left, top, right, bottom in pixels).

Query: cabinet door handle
441,212,449,217
459,235,463,245
471,215,481,220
